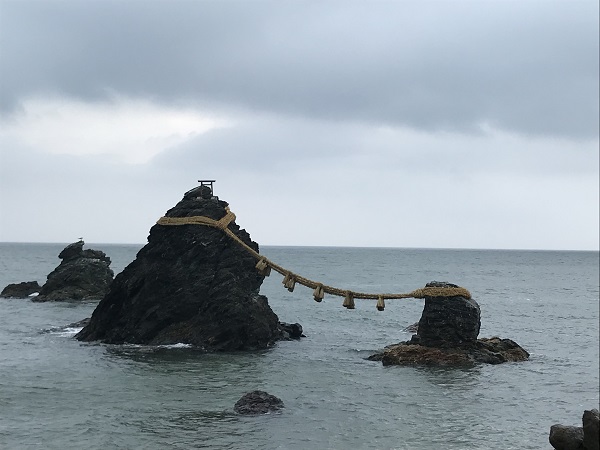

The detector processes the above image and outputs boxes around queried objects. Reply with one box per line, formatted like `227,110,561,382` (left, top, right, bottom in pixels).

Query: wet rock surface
369,281,529,366
76,192,300,350
414,282,480,347
550,424,585,450
33,241,114,302
550,409,600,450
583,409,600,450
1,281,42,298
1,242,113,302
234,390,284,415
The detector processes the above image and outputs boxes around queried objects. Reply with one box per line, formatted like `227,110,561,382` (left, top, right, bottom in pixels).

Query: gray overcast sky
0,0,598,250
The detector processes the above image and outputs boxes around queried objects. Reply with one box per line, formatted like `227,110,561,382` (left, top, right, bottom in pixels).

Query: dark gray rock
279,322,304,339
370,336,529,366
184,185,213,200
550,424,585,450
583,409,599,450
67,318,91,328
415,281,480,347
34,241,114,302
369,281,528,366
76,191,300,350
234,390,284,415
550,409,599,450
403,322,419,333
1,281,42,298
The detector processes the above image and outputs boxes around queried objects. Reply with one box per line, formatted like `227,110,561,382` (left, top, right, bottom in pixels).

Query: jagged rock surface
369,281,529,366
33,241,114,302
76,193,293,350
234,390,284,415
1,281,42,298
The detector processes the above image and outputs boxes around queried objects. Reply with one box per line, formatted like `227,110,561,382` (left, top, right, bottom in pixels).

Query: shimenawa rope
156,208,471,310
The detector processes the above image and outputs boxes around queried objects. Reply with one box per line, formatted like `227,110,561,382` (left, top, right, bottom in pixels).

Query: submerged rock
369,281,529,366
234,390,284,415
1,281,42,298
76,190,300,350
34,241,114,302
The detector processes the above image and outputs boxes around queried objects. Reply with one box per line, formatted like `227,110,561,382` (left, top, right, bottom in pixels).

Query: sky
0,0,598,250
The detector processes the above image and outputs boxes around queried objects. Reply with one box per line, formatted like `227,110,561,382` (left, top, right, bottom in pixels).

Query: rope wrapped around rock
156,209,471,308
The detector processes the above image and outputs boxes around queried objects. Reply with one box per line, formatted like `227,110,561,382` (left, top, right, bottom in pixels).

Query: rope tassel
343,291,355,309
313,284,325,302
255,258,271,276
376,295,385,311
282,273,296,292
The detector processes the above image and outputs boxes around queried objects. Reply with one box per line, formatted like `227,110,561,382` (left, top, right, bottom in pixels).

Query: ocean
0,243,598,449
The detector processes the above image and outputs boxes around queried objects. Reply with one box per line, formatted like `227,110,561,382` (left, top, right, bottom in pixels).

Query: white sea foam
158,343,192,349
28,292,39,297
56,327,83,337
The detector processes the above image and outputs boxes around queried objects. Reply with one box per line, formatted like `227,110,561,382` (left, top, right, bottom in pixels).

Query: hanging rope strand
156,210,472,304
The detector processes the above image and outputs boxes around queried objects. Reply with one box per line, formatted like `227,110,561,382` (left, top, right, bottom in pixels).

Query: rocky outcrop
413,282,480,347
33,241,114,302
550,425,585,450
1,281,42,298
279,322,304,340
371,336,529,366
76,190,300,350
234,391,284,415
550,409,600,450
583,409,600,450
369,281,529,366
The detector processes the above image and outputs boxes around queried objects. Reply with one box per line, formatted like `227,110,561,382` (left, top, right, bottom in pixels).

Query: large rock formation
34,241,114,302
76,189,296,350
1,281,42,298
369,281,529,365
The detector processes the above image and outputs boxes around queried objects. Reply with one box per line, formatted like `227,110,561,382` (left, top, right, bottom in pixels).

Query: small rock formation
33,241,114,302
234,390,284,415
76,189,301,350
583,409,600,450
1,242,113,301
369,281,529,366
279,322,304,339
0,281,42,298
550,409,600,450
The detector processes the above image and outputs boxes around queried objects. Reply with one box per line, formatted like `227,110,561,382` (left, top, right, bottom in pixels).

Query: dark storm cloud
1,0,598,138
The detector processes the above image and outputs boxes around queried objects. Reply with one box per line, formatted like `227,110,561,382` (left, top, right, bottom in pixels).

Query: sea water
0,243,598,449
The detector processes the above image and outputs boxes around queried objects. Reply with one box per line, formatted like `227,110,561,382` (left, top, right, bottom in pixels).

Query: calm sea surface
0,243,598,449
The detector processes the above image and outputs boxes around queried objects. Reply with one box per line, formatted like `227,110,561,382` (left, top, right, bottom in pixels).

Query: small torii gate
198,180,216,195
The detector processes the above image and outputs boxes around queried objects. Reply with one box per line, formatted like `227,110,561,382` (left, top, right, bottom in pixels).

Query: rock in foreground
234,390,284,415
1,281,42,298
77,190,298,350
550,409,600,450
369,281,529,366
34,241,114,302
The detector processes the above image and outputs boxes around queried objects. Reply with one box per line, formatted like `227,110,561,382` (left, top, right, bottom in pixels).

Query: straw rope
156,209,471,308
